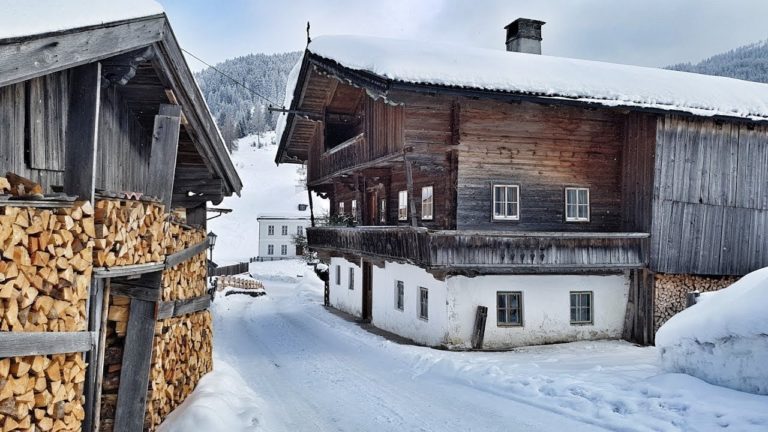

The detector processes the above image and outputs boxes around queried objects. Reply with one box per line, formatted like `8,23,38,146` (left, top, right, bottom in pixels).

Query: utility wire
182,47,283,108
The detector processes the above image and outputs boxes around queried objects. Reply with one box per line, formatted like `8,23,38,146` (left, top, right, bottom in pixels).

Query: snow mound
656,268,768,394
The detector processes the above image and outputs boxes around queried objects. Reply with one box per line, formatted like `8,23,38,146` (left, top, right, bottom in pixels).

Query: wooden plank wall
620,112,656,233
455,100,625,231
651,115,768,275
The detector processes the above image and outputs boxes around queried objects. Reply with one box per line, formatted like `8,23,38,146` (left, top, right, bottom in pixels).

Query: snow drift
656,268,768,394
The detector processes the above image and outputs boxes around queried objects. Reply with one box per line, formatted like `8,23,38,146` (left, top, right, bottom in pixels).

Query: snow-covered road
160,261,768,432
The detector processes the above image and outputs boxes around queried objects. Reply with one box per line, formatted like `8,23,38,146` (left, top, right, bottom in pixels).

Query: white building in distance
257,215,311,260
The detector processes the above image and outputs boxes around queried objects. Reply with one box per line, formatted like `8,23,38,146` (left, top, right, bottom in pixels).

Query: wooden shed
0,2,241,431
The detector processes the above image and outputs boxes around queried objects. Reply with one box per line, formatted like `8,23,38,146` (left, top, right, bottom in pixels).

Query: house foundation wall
654,273,737,332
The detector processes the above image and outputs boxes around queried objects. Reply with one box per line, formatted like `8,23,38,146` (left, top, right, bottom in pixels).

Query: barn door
362,261,373,322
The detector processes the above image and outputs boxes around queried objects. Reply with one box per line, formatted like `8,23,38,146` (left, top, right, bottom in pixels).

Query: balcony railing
307,226,649,273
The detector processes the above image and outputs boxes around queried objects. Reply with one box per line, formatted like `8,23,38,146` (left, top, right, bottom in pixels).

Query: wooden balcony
307,227,649,274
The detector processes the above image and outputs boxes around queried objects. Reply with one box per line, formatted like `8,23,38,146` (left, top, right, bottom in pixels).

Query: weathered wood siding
651,115,768,275
456,100,624,231
621,112,656,232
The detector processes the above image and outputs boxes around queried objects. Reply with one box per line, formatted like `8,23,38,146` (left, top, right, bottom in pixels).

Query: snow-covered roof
0,0,164,40
304,35,768,121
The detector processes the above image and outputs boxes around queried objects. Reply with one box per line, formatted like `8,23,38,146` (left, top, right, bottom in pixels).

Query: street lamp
207,231,217,282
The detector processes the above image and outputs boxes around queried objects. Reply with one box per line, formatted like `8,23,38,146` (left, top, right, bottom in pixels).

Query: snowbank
0,0,164,40
656,268,768,394
157,359,263,432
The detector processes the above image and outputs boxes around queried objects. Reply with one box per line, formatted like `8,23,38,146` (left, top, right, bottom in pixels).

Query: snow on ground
162,260,768,432
208,133,327,265
656,268,768,395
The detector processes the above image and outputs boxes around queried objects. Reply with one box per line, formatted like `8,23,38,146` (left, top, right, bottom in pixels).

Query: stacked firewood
98,295,131,432
216,276,263,290
93,199,165,267
162,224,206,301
145,312,213,431
654,273,738,331
0,202,94,432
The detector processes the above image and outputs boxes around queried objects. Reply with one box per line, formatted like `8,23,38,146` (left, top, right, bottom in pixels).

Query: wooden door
362,261,373,322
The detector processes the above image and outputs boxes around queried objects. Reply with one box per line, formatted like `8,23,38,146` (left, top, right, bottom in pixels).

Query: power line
181,47,283,108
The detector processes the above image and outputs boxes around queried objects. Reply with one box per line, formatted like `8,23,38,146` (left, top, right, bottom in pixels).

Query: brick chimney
505,18,545,54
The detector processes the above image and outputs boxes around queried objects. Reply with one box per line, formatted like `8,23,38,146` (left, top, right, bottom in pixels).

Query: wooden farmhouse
0,3,241,432
276,18,768,349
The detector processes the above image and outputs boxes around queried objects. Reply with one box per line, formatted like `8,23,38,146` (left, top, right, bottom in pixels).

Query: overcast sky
157,0,768,71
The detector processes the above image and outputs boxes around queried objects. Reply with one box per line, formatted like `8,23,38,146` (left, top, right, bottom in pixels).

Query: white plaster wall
328,257,363,317
371,262,449,347
445,273,630,348
257,219,310,258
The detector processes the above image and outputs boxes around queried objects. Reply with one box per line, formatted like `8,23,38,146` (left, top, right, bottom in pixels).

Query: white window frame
497,291,523,326
268,225,274,235
398,190,408,221
281,225,288,236
570,291,593,325
395,280,404,311
267,244,274,255
421,186,434,221
335,265,341,285
297,226,303,236
418,287,428,320
351,199,357,222
492,184,520,221
280,245,287,255
339,202,345,216
348,267,355,290
380,198,387,223
565,187,590,222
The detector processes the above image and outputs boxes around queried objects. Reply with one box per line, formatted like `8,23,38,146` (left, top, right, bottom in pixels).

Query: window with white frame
281,225,288,235
565,187,590,222
421,186,434,221
398,190,408,221
280,245,287,255
268,225,274,235
351,200,357,222
493,184,520,220
570,291,593,324
339,202,345,216
418,287,428,320
267,245,274,255
297,226,303,236
395,280,404,311
497,292,523,326
348,267,355,290
335,265,341,285
380,199,386,223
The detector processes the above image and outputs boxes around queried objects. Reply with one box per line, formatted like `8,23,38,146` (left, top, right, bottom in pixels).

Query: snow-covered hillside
207,132,327,265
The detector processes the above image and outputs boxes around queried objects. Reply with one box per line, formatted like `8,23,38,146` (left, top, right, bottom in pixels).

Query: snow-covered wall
371,261,449,346
328,257,363,317
446,274,630,348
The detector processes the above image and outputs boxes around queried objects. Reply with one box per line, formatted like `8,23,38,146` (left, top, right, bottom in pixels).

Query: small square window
421,186,434,221
339,202,345,216
492,185,520,220
268,225,274,235
418,287,428,320
267,245,274,255
497,292,523,326
570,291,593,324
565,187,590,222
395,281,404,311
335,265,341,285
348,267,355,290
398,191,408,221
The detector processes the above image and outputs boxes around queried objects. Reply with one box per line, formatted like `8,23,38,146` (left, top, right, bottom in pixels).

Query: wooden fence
211,262,249,276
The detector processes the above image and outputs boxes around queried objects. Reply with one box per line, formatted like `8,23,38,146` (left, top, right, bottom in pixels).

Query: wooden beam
110,283,162,302
156,295,212,320
93,262,165,279
0,16,165,88
64,62,101,203
404,154,418,227
0,332,95,357
83,279,107,432
165,239,209,268
308,188,316,228
88,280,111,432
147,104,182,208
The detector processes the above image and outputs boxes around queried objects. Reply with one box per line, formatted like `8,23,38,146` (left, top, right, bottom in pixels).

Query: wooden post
404,154,418,227
114,272,161,432
147,104,182,209
84,279,110,432
308,188,316,227
471,306,488,349
64,62,101,203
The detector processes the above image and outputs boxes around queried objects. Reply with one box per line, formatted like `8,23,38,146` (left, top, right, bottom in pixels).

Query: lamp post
207,231,217,283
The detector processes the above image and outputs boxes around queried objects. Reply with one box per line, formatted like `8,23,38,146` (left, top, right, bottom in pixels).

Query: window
493,185,520,220
268,225,274,235
267,245,274,255
335,265,341,285
570,291,593,324
280,245,287,255
297,226,303,236
351,200,357,222
348,268,355,290
395,281,404,311
418,287,428,320
380,199,387,223
281,225,288,235
398,190,408,221
339,202,345,216
421,186,434,221
565,187,590,222
497,292,523,326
